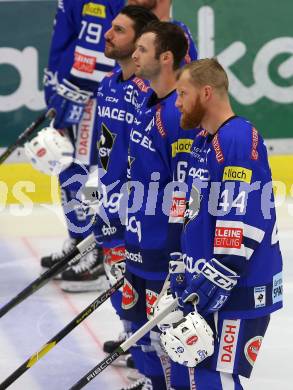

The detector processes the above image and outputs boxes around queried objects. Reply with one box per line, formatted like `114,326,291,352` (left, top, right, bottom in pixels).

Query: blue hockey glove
169,252,186,303
181,258,239,317
48,79,92,129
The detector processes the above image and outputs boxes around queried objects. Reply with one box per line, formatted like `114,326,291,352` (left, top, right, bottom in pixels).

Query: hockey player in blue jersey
80,5,158,380
159,58,283,389
116,21,198,390
40,0,125,291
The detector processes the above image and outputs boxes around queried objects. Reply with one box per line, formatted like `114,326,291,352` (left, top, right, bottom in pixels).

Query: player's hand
181,258,239,316
48,79,92,129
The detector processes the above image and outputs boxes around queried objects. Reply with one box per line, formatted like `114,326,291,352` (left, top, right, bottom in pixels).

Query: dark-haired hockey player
80,5,158,381
120,21,198,390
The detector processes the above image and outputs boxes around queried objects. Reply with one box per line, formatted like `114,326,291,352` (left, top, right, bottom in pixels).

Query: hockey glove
181,258,239,317
48,79,92,129
160,311,214,367
169,252,186,301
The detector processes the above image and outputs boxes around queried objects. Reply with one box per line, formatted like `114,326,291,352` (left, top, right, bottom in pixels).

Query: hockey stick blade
69,298,179,389
0,278,123,389
0,108,55,164
0,234,96,318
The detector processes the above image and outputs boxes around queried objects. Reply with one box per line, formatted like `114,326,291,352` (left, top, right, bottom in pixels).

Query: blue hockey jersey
44,0,124,103
93,70,151,248
182,116,283,318
125,90,197,280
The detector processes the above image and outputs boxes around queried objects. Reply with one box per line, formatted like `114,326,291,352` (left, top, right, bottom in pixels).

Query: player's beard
127,0,157,10
180,95,205,129
105,41,135,61
135,61,161,80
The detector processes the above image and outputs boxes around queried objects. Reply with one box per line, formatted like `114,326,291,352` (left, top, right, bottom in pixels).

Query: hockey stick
0,277,123,390
69,298,179,390
0,234,96,318
0,108,55,164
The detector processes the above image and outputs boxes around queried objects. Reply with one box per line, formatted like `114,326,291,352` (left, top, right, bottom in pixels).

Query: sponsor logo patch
176,346,184,354
171,139,193,157
125,249,143,264
98,123,116,170
170,194,186,219
103,246,125,267
77,99,95,159
146,289,159,319
216,319,240,372
73,52,96,74
37,148,46,157
155,105,166,137
186,335,198,346
272,272,283,304
122,279,138,310
251,127,259,161
132,77,149,93
82,3,106,18
212,133,224,163
254,286,266,308
214,227,243,249
244,336,263,366
222,166,252,183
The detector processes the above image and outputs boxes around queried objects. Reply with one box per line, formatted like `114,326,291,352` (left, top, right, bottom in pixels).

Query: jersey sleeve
69,0,124,91
44,0,83,104
211,127,276,277
155,100,196,256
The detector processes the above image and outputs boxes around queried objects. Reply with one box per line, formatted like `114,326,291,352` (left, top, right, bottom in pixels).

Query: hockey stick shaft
69,298,179,390
0,278,123,390
0,108,55,164
0,234,96,318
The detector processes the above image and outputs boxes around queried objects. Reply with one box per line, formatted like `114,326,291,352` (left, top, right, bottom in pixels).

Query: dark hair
120,5,159,39
139,21,188,70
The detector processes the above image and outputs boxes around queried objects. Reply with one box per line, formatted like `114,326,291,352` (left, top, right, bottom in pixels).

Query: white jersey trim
220,372,237,390
74,45,115,67
75,98,96,164
70,45,115,81
216,319,241,373
214,220,265,259
71,67,107,82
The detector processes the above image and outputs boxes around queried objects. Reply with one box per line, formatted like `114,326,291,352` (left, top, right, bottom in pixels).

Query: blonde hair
178,58,229,94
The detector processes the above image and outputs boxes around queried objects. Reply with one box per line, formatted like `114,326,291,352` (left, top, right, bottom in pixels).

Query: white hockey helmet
160,311,214,367
24,127,74,175
154,289,184,331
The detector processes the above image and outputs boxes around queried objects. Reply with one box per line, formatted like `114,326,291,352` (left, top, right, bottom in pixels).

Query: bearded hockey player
82,5,158,382
119,21,198,390
160,58,283,390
